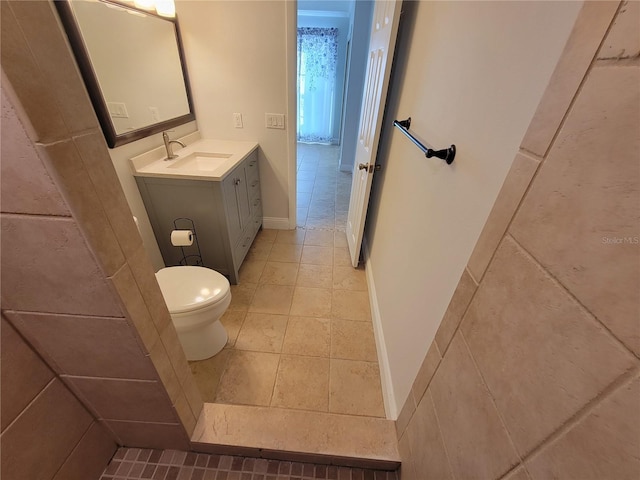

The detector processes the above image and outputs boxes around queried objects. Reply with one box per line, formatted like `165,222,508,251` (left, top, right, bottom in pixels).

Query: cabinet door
223,171,242,243
137,177,228,271
236,166,251,229
245,153,261,218
223,163,251,244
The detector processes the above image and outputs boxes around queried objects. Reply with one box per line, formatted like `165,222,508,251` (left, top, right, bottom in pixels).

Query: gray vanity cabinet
135,151,262,284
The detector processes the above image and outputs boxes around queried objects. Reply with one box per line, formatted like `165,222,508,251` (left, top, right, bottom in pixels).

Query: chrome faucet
163,131,186,160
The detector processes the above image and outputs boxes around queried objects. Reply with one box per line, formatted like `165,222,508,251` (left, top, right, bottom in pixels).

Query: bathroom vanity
131,137,261,284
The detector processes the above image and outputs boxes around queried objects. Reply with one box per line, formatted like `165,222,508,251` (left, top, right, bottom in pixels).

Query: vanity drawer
248,177,260,202
246,154,259,183
232,202,262,269
233,232,253,268
251,203,263,233
250,196,262,216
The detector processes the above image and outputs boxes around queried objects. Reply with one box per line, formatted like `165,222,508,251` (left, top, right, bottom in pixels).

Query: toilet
155,265,231,361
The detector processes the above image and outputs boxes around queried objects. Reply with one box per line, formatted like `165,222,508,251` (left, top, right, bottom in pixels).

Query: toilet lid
155,266,230,314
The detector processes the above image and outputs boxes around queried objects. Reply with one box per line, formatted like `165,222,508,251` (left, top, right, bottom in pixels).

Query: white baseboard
363,237,398,420
262,217,291,230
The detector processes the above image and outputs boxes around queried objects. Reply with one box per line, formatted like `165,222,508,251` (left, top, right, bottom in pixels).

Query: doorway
295,1,373,229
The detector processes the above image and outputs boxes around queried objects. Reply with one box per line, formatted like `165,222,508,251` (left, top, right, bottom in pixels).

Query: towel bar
393,117,456,165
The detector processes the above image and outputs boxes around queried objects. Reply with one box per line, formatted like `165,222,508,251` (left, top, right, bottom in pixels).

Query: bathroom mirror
55,0,195,148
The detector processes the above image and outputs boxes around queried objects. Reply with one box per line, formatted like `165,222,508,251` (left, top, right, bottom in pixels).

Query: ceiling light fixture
131,0,175,18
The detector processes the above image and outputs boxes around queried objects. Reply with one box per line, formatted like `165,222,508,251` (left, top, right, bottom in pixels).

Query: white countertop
130,136,259,181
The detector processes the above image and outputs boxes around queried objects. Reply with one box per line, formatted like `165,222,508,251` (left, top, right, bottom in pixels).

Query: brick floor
101,448,399,480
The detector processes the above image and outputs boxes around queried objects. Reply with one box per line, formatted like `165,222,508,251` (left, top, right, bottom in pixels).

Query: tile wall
1,2,203,475
396,2,640,478
1,316,117,480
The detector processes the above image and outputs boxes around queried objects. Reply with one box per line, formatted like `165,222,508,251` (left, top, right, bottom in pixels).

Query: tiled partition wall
1,315,117,480
0,1,203,475
396,2,640,479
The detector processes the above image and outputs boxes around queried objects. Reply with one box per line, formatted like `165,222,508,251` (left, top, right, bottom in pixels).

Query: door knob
358,163,380,172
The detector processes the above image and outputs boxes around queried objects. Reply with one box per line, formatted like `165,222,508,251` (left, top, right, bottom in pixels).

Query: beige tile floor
190,144,385,419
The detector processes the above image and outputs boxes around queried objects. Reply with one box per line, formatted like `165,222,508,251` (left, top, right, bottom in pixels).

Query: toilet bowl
155,266,230,361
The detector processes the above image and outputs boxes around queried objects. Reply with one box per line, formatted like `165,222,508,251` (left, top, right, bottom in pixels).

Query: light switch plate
233,112,243,128
265,113,285,129
107,102,129,118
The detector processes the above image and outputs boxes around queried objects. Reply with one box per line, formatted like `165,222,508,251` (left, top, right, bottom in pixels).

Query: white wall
365,1,583,414
177,0,292,227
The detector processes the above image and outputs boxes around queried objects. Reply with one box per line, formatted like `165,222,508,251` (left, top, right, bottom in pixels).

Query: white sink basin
130,136,259,181
167,152,233,171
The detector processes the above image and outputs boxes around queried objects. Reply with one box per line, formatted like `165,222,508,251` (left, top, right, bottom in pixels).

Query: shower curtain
297,27,339,144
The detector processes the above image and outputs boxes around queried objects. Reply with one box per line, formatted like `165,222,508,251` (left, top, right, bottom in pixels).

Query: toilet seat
155,266,230,314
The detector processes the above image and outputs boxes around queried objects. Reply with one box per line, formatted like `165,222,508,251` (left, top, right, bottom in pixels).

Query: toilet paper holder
172,217,203,267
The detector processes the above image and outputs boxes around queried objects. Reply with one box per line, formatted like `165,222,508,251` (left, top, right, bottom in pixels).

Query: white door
346,0,402,267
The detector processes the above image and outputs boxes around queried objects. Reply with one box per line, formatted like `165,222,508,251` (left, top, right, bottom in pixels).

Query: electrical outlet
149,107,160,122
265,113,285,129
233,112,243,128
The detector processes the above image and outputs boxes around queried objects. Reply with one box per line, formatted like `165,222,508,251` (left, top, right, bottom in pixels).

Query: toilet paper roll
171,230,193,247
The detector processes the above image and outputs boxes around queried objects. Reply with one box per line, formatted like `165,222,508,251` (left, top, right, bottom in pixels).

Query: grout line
595,56,640,67
536,1,622,161
433,268,480,359
50,420,98,480
465,264,480,287
267,348,283,409
517,148,545,163
467,153,542,286
328,318,334,413
460,282,639,473
499,463,533,480
459,331,526,471
201,401,393,422
0,377,56,433
0,319,114,424
427,389,457,480
59,374,156,383
506,233,640,361
518,145,544,159
0,211,72,219
522,367,639,466
2,308,126,321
